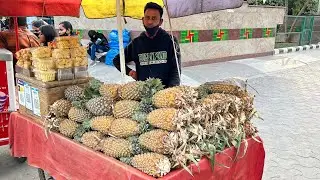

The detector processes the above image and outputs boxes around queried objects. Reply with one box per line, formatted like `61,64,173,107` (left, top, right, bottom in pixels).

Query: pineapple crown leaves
127,136,146,155
131,110,148,123
119,157,133,165
140,78,164,99
82,79,103,100
72,99,88,109
73,119,92,142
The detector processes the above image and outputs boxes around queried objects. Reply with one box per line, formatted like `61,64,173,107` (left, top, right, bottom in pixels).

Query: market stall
9,112,265,180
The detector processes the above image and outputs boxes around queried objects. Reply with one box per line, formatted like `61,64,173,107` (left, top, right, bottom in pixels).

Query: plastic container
57,68,74,81
34,70,56,82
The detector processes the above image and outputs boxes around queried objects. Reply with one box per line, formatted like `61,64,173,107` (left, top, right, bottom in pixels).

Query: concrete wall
55,2,285,66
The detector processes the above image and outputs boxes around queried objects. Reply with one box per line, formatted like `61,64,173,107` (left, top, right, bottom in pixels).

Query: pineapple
68,107,93,123
99,137,132,158
50,99,72,117
59,119,79,138
139,129,169,154
119,81,144,100
91,116,115,134
153,86,198,108
147,108,177,131
109,118,140,138
99,84,120,101
81,131,104,150
113,100,139,118
85,96,113,116
64,85,84,102
153,87,182,108
131,153,171,177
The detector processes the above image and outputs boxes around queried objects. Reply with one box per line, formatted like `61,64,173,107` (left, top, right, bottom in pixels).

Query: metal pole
116,0,126,77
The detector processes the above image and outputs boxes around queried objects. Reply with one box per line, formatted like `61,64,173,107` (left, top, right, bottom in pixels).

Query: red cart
0,49,17,146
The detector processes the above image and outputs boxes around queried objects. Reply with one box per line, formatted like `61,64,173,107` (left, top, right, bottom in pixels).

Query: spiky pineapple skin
85,96,113,116
119,82,142,100
109,118,139,138
64,85,84,102
68,107,93,123
91,116,114,134
99,84,120,100
147,108,177,131
139,129,169,154
50,99,72,117
152,87,182,108
131,153,171,177
113,100,139,118
81,131,103,150
59,119,79,138
100,137,132,158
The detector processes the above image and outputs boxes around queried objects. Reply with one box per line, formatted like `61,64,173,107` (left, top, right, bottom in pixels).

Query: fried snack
31,47,52,58
52,49,71,59
70,47,87,58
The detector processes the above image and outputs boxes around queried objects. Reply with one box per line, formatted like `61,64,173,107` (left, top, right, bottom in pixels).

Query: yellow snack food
52,49,71,59
34,70,56,82
31,47,52,58
33,59,56,71
70,47,87,58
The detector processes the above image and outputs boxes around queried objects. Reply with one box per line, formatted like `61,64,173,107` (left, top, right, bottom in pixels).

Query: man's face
142,9,163,28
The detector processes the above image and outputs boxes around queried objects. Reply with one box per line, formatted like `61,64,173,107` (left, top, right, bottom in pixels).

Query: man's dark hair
32,20,47,28
40,25,57,45
9,17,27,27
144,2,163,18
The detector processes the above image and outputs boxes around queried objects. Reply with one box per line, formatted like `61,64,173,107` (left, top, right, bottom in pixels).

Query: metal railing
275,15,317,48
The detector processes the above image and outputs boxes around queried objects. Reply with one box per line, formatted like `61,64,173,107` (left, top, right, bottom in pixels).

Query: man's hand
129,70,137,80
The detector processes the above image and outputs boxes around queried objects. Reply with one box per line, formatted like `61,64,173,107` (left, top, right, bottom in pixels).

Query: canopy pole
116,0,126,77
163,0,181,81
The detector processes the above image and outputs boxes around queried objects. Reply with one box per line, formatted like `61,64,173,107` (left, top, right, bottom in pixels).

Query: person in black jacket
113,2,181,88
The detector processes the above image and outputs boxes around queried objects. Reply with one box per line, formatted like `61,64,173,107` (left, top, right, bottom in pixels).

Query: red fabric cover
0,0,81,17
9,112,265,180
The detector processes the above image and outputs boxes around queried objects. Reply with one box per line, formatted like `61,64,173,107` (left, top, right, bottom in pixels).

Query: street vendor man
113,2,181,88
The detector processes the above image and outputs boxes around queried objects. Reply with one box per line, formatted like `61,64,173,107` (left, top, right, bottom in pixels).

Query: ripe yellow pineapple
99,137,132,158
119,81,143,100
147,108,177,131
81,131,104,150
153,87,182,108
91,116,115,134
153,86,198,108
68,107,93,123
109,118,139,138
59,119,79,138
113,100,139,118
99,84,120,101
139,129,169,154
85,96,113,116
131,153,171,177
50,99,72,117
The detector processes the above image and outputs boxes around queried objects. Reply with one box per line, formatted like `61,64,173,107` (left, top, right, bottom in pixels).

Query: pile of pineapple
45,78,259,177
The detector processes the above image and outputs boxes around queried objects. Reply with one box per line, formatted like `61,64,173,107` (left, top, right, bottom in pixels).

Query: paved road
1,49,320,179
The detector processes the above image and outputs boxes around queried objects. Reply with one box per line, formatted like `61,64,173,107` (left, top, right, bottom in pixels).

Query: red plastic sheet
9,112,265,180
0,0,81,17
